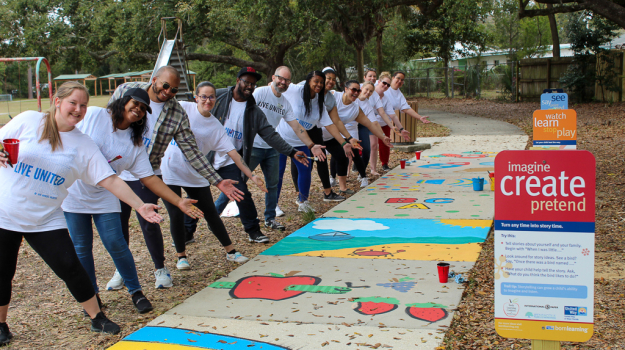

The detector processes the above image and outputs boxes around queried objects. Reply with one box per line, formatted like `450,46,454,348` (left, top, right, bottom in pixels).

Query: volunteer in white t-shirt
0,82,164,343
276,70,353,213
388,71,430,125
323,81,392,194
290,67,359,204
331,81,384,187
161,82,268,268
369,72,410,174
62,88,203,314
217,66,325,227
353,68,379,170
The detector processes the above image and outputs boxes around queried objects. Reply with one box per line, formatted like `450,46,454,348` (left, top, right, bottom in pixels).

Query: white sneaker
154,267,173,289
329,177,338,187
106,269,124,291
176,258,191,270
357,174,362,181
360,177,369,187
298,200,316,212
226,251,249,263
275,205,285,217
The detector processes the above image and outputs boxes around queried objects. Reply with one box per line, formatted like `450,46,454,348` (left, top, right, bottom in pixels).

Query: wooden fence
519,57,575,101
389,101,419,143
595,50,625,102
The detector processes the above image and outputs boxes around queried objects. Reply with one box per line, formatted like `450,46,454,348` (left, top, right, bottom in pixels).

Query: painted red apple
229,275,321,301
405,302,448,323
352,297,399,316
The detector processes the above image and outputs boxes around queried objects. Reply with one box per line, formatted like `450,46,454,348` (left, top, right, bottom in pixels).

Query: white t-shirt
369,91,395,127
386,87,411,111
344,98,378,139
119,100,165,181
322,91,360,141
252,86,296,149
277,84,333,147
0,111,115,232
161,101,235,187
213,99,246,170
62,107,154,214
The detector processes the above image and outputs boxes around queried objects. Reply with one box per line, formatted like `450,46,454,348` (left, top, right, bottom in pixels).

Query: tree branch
519,4,585,19
185,52,269,72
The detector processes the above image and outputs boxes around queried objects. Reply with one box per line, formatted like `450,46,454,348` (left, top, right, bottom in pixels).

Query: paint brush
108,155,122,164
296,155,319,161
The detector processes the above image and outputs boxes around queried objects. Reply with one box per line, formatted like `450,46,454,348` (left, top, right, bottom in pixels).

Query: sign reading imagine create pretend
494,150,595,342
541,92,568,110
533,109,577,150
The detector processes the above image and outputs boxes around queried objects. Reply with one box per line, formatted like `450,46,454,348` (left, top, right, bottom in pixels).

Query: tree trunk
356,46,364,83
444,57,449,98
376,34,383,73
547,4,560,59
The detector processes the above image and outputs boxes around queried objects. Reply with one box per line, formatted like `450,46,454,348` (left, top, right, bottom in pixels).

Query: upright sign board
541,92,568,110
494,150,595,342
533,109,577,150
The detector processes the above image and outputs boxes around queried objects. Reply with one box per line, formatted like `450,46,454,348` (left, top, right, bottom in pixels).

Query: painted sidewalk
108,109,528,350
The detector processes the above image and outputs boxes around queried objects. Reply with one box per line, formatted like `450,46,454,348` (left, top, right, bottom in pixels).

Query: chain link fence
396,63,518,101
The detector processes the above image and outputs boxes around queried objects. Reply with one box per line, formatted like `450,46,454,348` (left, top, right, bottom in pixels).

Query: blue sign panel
541,93,568,110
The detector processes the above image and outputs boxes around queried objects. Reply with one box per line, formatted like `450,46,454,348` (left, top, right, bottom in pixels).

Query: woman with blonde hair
0,82,163,344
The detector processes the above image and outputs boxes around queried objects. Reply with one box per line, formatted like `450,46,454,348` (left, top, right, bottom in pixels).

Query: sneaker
382,165,391,172
226,251,250,263
360,177,369,187
106,270,124,291
298,200,317,212
90,312,121,335
0,323,13,346
275,205,285,217
171,238,196,247
329,177,338,187
248,231,270,243
265,219,286,231
176,258,191,270
323,191,346,202
154,267,173,289
339,189,355,195
82,294,104,317
131,291,153,314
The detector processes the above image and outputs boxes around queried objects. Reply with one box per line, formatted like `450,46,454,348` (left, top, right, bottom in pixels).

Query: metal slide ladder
151,17,193,101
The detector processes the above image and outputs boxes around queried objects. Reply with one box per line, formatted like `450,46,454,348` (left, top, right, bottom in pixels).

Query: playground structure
152,17,193,100
53,74,99,96
0,57,52,112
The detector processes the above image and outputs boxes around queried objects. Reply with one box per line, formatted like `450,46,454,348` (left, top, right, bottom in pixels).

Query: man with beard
213,66,326,230
209,67,310,243
107,66,243,289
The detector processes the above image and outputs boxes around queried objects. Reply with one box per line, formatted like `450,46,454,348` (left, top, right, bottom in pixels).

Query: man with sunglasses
208,67,310,243
107,66,244,289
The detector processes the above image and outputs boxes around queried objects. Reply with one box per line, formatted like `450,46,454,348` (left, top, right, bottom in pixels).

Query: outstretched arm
356,111,392,148
98,175,163,223
329,106,361,151
227,150,268,193
403,108,430,123
286,120,326,161
140,175,204,219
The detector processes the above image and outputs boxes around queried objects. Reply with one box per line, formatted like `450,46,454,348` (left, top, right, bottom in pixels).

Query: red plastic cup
415,151,422,160
400,159,406,169
2,139,19,165
437,262,450,283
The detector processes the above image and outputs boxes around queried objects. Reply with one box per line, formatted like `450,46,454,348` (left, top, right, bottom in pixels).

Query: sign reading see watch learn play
494,150,595,342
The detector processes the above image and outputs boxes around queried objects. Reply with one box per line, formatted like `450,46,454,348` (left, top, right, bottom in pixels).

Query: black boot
0,322,13,346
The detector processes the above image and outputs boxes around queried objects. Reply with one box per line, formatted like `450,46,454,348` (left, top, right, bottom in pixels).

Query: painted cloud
312,219,389,231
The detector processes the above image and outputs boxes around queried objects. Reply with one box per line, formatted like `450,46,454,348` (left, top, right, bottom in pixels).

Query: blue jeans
215,147,280,222
64,212,142,295
212,163,262,234
278,145,312,202
358,123,372,170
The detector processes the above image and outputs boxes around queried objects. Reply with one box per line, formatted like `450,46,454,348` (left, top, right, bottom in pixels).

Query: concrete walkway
108,109,528,350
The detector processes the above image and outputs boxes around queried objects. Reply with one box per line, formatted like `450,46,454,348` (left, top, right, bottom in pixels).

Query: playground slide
150,39,176,81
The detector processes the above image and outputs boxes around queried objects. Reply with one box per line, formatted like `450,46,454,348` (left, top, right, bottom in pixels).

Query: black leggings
331,146,366,179
291,126,334,192
0,227,95,306
162,185,232,254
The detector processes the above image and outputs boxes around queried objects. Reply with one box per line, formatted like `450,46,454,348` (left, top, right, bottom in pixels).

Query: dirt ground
3,121,449,349
418,98,625,350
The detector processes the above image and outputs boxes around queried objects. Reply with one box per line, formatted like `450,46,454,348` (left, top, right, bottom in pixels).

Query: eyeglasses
348,87,362,94
240,78,257,89
197,95,216,102
130,99,147,113
160,81,179,94
381,81,391,87
274,75,291,84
